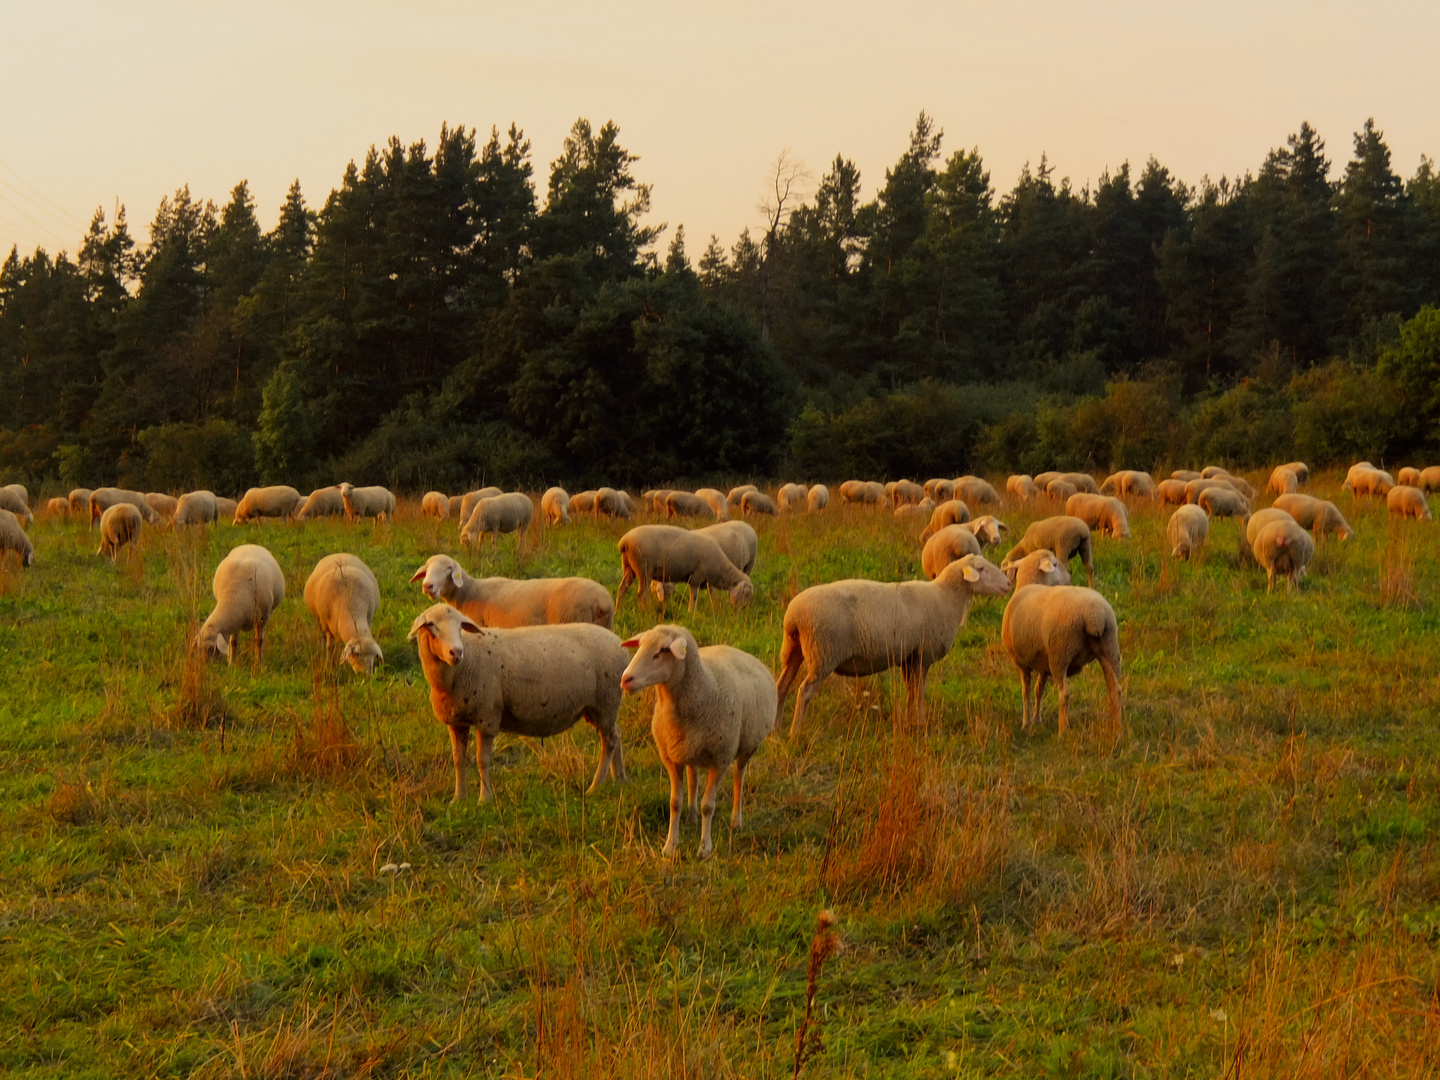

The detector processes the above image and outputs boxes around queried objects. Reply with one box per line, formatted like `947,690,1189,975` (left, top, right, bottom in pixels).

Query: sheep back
197,544,286,659
1387,485,1433,521
921,524,983,580
541,487,571,524
0,509,34,567
1166,505,1209,560
235,485,302,523
304,552,382,672
174,490,219,526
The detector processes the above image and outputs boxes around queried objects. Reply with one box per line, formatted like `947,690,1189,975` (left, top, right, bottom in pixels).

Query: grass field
2,476,1438,1078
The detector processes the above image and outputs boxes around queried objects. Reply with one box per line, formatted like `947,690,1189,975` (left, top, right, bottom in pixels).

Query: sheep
174,490,220,526
1252,518,1314,593
145,492,178,520
570,490,597,514
695,488,729,520
1245,507,1296,549
411,553,615,629
1101,471,1154,499
1046,479,1078,502
666,492,711,519
1184,476,1240,504
807,484,830,512
1197,486,1251,522
68,488,93,513
595,487,632,519
461,492,533,549
1344,465,1394,499
1008,550,1072,589
1267,466,1300,496
422,491,450,519
726,485,758,509
954,476,1001,509
642,489,673,513
304,553,382,673
215,497,239,518
920,524,982,579
895,497,936,521
195,543,286,661
696,520,758,574
1228,475,1257,501
1272,494,1354,541
966,515,1008,548
839,480,887,506
338,482,395,522
88,488,159,527
0,509,33,567
96,503,143,560
1158,479,1189,506
890,479,926,506
1032,471,1062,489
1007,475,1039,501
1001,585,1122,734
926,478,957,503
541,487,571,525
407,603,628,801
1057,472,1099,495
4,483,28,508
741,490,779,517
1388,485,1433,521
918,498,972,541
1064,493,1131,539
1344,462,1375,487
616,525,754,611
1398,467,1422,487
777,483,808,511
1166,505,1209,560
775,553,1012,734
1201,465,1231,479
1280,461,1310,484
459,487,504,523
45,497,69,516
1171,469,1202,482
1000,516,1095,587
1419,466,1440,493
0,487,33,524
619,623,775,858
233,485,302,523
448,495,463,518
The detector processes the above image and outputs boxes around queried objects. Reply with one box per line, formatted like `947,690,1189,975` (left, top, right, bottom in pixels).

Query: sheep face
342,638,383,675
196,629,232,663
411,555,463,601
938,555,1013,599
408,605,482,666
728,578,755,608
618,628,688,693
970,516,1007,548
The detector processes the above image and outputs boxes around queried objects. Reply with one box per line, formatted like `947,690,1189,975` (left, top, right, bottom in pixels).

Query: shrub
1290,362,1415,466
136,418,255,494
788,381,978,479
1189,381,1294,467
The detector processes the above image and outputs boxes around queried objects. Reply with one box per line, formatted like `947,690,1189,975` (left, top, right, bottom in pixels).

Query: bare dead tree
758,150,812,345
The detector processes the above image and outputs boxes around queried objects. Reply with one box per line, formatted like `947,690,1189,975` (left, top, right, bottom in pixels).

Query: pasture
1,475,1438,1078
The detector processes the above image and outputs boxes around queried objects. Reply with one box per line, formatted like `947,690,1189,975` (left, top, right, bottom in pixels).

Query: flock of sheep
0,461,1434,858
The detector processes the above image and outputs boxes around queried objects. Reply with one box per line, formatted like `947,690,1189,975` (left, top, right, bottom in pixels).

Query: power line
0,190,73,249
0,175,87,236
0,215,57,253
0,159,90,230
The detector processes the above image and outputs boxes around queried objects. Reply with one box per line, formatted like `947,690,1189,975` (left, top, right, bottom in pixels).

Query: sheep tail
1082,606,1109,638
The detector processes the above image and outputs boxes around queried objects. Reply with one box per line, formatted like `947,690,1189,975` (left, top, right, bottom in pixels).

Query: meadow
1,476,1438,1078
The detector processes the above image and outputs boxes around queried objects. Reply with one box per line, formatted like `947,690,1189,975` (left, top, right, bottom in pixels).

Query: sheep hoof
697,844,715,860
662,843,680,860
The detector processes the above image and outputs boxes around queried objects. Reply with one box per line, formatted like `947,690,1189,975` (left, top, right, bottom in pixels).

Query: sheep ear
407,615,430,642
620,637,640,649
409,565,427,583
669,637,687,659
962,564,980,582
451,568,462,588
997,521,1009,531
458,615,484,635
1040,558,1055,572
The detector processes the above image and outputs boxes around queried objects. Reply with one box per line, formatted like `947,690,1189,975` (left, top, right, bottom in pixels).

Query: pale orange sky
2,1,1437,259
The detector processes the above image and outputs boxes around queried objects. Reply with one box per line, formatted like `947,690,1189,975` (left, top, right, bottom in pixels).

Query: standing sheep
1158,479,1188,506
234,485,302,523
777,483,809,511
88,488,159,527
1001,585,1122,734
0,509,33,567
1244,507,1297,551
1102,471,1156,499
616,525,754,611
1046,479,1078,502
174,490,220,526
926,478,957,503
920,524,982,579
1252,518,1315,593
696,520,758,574
97,503,143,560
411,553,615,629
726,485,759,509
806,484,830,513
1064,494,1131,539
595,487,633,519
570,490,598,514
541,487,571,525
448,495,464,518
338,482,395,522
295,487,346,521
0,487,33,524
45,497,69,516
215,497,239,518
643,489,674,513
1398,467,1422,487
1387,485,1433,521
1272,494,1354,540
621,624,776,859
1197,486,1251,522
666,492,712,519
918,499,971,542
775,554,1011,734
1171,469,1202,482
695,488,730,520
889,479,926,506
1267,466,1301,496
304,553,383,673
195,544,286,663
407,604,628,802
1000,516,1095,587
954,476,1001,510
1007,475,1039,501
895,498,936,521
1008,550,1072,589
1057,472,1100,494
1419,466,1440,493
1280,462,1310,483
459,487,504,524
461,492,533,550
741,490,779,517
145,493,178,520
1344,466,1394,499
422,491,451,519
68,488,93,514
1032,471,1062,489
839,480,887,506
1166,505,1209,560
3,483,28,508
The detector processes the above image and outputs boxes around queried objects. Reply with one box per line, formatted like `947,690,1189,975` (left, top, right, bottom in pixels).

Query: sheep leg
684,766,698,821
731,754,750,829
616,562,635,609
902,661,927,727
1016,666,1032,728
1055,672,1070,735
448,725,469,803
697,768,723,859
1033,670,1050,728
1100,654,1122,730
775,638,805,727
790,669,828,738
661,756,683,858
476,732,495,801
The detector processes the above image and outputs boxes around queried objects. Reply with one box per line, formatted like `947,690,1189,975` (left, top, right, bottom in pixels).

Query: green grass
1,476,1438,1078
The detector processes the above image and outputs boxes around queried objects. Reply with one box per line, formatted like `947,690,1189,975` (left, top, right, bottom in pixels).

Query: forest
2,113,1439,492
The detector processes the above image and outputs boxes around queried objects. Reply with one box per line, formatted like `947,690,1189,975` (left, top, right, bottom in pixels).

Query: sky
2,0,1438,259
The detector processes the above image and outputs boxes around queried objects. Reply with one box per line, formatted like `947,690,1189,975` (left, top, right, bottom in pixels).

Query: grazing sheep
920,524,982,579
1344,465,1394,499
1388,485,1433,521
461,492,533,549
338,482,395,522
1158,479,1189,506
1000,516,1095,587
1057,472,1099,494
1252,518,1315,593
695,488,729,520
1046,479,1078,502
726,485,759,509
1007,475,1039,501
666,491,712,519
1267,467,1300,496
96,503,143,560
1166,505,1210,560
1418,466,1440,493
408,604,628,802
215,497,239,518
926,478,957,503
1280,461,1310,484
541,487,571,525
1171,470,1201,482
642,489,674,513
696,520,758,574
45,497,69,516
1200,465,1231,479
1398,467,1422,487
448,495,463,518
954,476,1001,509
1100,471,1157,499
775,554,1012,734
68,488,93,513
459,487,504,523
422,491,450,519
1344,462,1375,486
617,525,754,611
295,486,345,521
144,493,177,519
0,509,33,567
839,480,887,506
620,624,776,858
1064,493,1131,539
896,498,936,521
1184,477,1237,504
1001,585,1122,734
195,544,286,663
1245,507,1296,549
1032,471,1062,489
88,488,158,527
570,490,597,514
1228,475,1257,501
234,485,302,523
741,490,779,517
966,515,1008,548
174,490,220,526
806,484,830,513
304,553,382,673
1273,494,1354,541
918,499,972,541
890,479,926,506
1197,486,1251,522
411,553,615,629
1009,550,1072,589
3,483,28,509
596,487,632,519
777,483,809,511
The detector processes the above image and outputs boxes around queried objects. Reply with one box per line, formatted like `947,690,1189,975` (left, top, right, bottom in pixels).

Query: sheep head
342,636,383,675
728,577,755,609
938,554,1012,599
619,625,690,693
411,555,463,600
408,604,482,666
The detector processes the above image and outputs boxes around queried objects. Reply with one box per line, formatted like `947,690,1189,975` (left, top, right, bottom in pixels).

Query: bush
0,424,62,487
1189,381,1294,468
135,419,256,494
1290,362,1415,466
787,381,979,479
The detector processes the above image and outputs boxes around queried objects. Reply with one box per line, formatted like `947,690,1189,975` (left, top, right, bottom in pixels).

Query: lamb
145,492,178,519
459,487,504,523
1252,518,1315,593
775,554,1012,734
1057,472,1099,494
1244,507,1296,549
338,482,395,522
806,484,830,512
1166,505,1209,560
741,490,779,517
620,624,776,858
1158,479,1189,506
96,503,143,560
68,488,93,513
88,488,159,527
1388,485,1433,521
666,491,712,519
174,490,220,526
1007,475,1039,501
925,478,957,503
1008,550,1072,589
1197,486,1251,522
1064,493,1131,539
727,485,759,509
1344,465,1394,499
695,488,729,520
777,483,809,511
1000,516,1095,587
409,604,628,801
1001,585,1122,734
839,480,887,506
422,491,451,519
570,490,597,514
1267,466,1300,496
1046,479,1077,502
920,524,982,579
918,499,971,541
616,525,754,611
411,553,615,629
461,492,533,549
890,479,926,506
0,487,33,524
1272,494,1354,540
233,485,302,523
595,487,632,519
541,487,571,525
0,509,33,567
1419,466,1440,493
304,553,383,673
194,544,286,663
1171,469,1202,482
954,476,1001,509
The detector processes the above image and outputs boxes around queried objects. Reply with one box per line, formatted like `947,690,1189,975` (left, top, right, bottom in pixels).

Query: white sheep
1252,518,1314,593
233,485,302,523
741,490,779,517
1008,550,1072,589
411,553,615,629
1196,486,1251,522
1272,494,1354,540
920,524,982,579
304,553,383,673
570,490,597,514
616,525,754,610
1000,516,1095,587
1046,479,1077,502
1064,493,1131,539
338,482,395,522
954,476,1002,509
1007,475,1039,501
777,483,809,511
216,496,239,518
174,490,220,526
88,488,159,528
806,484,830,512
295,486,346,521
839,480,887,506
1419,466,1440,493
926,478,957,503
726,485,759,509
68,488,93,513
541,487,571,525
595,487,633,519
0,487,33,524
1171,469,1201,482
918,499,971,541
0,509,33,567
408,603,628,801
1267,466,1301,496
696,520,758,574
695,488,729,520
461,492,533,549
1166,505,1209,560
144,492,177,520
97,503,143,560
1387,485,1433,521
666,491,712,519
1056,472,1099,495
1001,584,1122,734
459,487,503,523
775,554,1012,734
422,491,450,519
1158,479,1188,505
45,497,68,516
195,544,287,663
889,479,926,506
3,483,28,508
620,623,776,858
1343,465,1394,499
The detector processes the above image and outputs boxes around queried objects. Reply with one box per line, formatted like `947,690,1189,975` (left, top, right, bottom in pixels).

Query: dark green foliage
135,418,255,493
788,381,978,479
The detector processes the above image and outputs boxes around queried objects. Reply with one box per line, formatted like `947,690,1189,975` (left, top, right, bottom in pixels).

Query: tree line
2,114,1438,492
